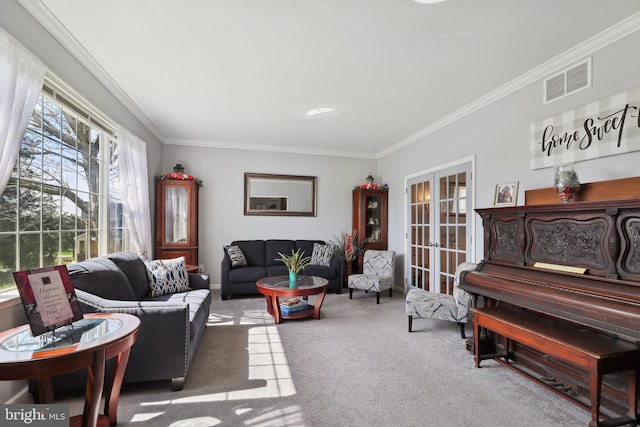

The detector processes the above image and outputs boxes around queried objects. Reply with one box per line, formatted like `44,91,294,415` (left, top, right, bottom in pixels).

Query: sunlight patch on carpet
140,400,171,406
130,412,164,422
242,405,304,426
153,325,296,406
169,416,221,426
208,308,270,326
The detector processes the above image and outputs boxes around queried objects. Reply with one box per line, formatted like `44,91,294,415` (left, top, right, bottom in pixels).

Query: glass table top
257,275,328,289
0,318,123,353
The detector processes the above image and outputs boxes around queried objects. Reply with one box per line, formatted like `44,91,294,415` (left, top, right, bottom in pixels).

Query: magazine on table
13,265,83,336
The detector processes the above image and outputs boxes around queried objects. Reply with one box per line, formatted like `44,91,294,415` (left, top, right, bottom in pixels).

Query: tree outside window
0,82,130,292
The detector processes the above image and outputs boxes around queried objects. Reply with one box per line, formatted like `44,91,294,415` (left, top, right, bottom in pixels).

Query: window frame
0,73,131,292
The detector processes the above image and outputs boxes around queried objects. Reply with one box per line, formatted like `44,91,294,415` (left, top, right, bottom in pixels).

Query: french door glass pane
408,165,470,295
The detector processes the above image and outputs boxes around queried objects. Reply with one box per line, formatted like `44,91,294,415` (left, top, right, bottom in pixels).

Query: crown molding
164,138,376,159
18,1,640,160
377,11,640,160
18,0,166,142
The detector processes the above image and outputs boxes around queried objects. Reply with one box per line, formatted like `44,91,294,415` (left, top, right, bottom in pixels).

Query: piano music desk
471,306,640,427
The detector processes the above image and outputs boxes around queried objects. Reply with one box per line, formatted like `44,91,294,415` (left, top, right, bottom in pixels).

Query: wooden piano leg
502,336,509,363
626,368,639,423
587,364,602,427
474,320,481,368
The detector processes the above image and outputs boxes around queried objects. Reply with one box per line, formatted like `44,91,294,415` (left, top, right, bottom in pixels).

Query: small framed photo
494,181,518,206
12,265,83,336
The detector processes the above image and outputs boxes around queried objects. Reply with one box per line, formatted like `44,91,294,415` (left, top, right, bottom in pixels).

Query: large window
0,77,130,292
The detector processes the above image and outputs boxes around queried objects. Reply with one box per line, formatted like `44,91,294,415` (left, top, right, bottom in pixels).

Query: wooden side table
186,264,199,273
0,313,140,427
256,276,329,324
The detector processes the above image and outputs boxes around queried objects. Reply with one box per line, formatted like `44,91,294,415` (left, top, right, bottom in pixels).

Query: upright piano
460,197,640,424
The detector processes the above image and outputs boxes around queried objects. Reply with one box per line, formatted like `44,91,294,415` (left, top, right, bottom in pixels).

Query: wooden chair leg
349,288,353,299
389,288,392,297
376,292,380,304
459,323,466,339
408,316,413,332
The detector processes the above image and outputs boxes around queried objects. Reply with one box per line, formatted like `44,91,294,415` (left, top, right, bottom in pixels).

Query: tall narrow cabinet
352,187,388,252
155,178,199,265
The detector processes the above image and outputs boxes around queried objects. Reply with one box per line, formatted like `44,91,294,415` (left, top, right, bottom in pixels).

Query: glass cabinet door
365,194,384,243
155,179,199,265
352,188,388,253
164,186,189,244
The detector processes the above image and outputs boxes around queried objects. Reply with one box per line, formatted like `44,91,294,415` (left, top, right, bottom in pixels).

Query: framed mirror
244,173,317,216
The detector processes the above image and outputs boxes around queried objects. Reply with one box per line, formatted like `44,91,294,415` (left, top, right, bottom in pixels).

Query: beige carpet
59,288,590,426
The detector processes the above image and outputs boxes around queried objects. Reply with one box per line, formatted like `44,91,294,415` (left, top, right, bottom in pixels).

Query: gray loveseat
37,252,211,394
221,239,343,300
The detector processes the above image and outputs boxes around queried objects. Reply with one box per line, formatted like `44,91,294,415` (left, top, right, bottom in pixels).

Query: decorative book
281,297,303,307
280,299,308,314
13,265,84,336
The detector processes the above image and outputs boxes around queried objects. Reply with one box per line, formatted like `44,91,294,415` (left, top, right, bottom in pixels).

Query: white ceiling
19,0,640,159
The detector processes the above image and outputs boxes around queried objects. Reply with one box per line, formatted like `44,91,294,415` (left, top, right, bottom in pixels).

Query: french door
407,162,472,295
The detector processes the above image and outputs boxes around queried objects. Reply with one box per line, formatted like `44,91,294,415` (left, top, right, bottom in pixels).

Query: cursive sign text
531,87,640,170
540,104,639,157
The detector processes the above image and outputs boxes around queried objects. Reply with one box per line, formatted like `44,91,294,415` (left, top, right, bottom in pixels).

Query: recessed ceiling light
306,107,335,117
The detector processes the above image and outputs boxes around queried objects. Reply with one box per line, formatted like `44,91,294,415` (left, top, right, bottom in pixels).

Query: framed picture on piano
494,181,518,206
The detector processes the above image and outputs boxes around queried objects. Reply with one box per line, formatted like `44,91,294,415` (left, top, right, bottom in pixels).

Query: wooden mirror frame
244,173,317,216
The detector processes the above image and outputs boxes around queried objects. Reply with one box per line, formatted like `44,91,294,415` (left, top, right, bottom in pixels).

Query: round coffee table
256,275,329,324
0,312,140,427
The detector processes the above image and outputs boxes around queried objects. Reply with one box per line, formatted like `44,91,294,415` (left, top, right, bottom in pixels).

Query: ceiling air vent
543,58,591,104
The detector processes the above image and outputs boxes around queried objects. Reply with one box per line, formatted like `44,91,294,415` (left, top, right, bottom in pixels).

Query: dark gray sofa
36,252,211,395
221,239,343,300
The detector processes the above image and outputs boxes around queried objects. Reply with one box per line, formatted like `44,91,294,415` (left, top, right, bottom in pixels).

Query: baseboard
211,283,221,290
5,386,31,404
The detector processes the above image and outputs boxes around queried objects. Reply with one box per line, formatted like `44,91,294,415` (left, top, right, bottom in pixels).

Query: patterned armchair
348,250,396,304
405,261,477,338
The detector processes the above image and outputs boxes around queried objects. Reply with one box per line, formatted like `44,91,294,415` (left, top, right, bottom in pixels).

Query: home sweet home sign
530,87,640,170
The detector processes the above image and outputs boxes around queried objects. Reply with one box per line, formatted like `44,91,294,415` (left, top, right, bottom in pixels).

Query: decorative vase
289,271,297,287
553,164,580,202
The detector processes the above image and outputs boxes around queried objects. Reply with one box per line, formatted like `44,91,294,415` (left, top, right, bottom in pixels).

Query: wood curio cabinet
154,178,199,265
352,187,388,252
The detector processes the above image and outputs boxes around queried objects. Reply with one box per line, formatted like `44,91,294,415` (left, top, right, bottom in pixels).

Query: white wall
160,145,377,283
379,29,640,276
0,0,164,404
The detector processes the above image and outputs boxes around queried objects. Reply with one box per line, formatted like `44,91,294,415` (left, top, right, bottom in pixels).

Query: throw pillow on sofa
144,256,190,297
225,245,248,267
311,243,334,267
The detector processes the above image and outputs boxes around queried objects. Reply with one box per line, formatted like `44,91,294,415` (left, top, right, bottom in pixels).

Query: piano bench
471,306,640,427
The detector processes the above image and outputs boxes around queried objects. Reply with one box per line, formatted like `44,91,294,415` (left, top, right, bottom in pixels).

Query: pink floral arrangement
165,173,195,181
360,183,379,190
332,230,364,261
155,172,203,186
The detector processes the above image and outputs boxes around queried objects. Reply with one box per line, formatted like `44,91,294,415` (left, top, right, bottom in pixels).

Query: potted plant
275,249,311,284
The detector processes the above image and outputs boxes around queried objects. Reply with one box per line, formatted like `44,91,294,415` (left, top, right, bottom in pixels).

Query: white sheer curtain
117,124,153,259
0,28,46,194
